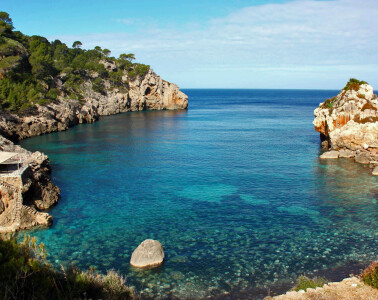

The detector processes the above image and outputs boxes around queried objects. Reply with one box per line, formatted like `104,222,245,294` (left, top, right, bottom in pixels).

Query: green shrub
343,78,368,91
46,87,60,100
322,96,337,108
0,236,134,299
127,63,150,80
293,275,328,291
361,262,378,289
92,77,105,94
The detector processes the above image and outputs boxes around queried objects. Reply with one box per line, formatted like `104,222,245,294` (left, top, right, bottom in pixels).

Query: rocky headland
0,68,188,141
313,79,378,175
0,67,188,234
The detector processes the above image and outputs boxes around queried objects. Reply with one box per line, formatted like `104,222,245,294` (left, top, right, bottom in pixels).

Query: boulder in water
130,239,165,268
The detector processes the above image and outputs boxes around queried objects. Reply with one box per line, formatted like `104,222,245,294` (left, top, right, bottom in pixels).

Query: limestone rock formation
130,239,165,268
23,151,60,210
313,80,378,172
0,136,60,233
0,70,187,141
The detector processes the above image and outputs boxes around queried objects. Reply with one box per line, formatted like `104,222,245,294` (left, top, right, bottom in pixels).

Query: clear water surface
19,89,377,299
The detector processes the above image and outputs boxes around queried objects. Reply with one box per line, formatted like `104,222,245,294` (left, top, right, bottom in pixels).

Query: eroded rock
0,136,60,233
313,81,377,170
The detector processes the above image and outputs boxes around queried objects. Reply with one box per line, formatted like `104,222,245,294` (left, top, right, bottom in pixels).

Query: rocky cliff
313,79,378,174
0,136,59,233
0,68,188,233
0,69,188,141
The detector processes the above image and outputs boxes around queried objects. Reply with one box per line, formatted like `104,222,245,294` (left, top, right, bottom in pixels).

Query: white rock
320,151,339,159
130,239,165,268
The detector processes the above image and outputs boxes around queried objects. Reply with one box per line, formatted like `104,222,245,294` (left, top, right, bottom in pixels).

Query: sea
19,89,377,299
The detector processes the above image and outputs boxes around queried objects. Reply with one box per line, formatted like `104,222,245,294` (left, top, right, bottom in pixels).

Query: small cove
19,89,377,299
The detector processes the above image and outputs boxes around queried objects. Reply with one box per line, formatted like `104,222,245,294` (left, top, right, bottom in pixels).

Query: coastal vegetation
0,11,150,112
293,275,328,292
0,235,134,299
361,262,378,289
323,96,337,108
321,78,370,109
343,78,368,91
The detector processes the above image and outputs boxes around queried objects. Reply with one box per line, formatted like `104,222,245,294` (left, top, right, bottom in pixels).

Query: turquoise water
20,90,377,299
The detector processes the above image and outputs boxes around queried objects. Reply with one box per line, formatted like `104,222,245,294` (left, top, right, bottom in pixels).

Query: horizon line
180,87,342,91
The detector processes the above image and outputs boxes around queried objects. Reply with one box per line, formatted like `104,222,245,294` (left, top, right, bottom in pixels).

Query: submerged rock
130,239,165,268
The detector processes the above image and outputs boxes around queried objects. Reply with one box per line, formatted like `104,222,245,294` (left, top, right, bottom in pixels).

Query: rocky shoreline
265,276,378,300
0,69,188,233
313,80,378,175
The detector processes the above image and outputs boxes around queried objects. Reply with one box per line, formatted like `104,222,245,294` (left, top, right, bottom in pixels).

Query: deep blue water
19,89,377,299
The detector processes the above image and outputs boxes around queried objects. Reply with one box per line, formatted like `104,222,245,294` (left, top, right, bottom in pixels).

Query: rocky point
313,79,378,175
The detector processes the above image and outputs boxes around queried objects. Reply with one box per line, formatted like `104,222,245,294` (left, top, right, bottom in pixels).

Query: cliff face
313,82,378,171
0,69,188,233
0,69,188,141
0,136,59,233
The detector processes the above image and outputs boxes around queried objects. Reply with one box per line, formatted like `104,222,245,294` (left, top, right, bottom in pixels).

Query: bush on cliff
293,275,328,291
0,11,150,112
343,78,368,91
361,262,378,289
0,236,134,299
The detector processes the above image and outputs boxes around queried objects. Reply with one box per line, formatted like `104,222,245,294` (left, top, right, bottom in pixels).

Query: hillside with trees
0,11,150,112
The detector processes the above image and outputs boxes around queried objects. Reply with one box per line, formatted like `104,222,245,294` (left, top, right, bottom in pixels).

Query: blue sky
3,0,378,89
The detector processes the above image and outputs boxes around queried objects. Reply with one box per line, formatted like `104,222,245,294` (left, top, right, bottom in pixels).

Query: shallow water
19,89,377,299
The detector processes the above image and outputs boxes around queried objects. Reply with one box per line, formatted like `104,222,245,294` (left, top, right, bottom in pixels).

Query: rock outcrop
130,239,165,268
0,69,188,141
0,136,59,233
313,80,378,172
